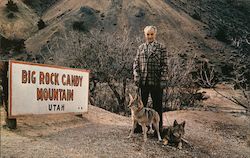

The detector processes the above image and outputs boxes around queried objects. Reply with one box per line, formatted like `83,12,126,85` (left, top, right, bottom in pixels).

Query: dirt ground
1,86,250,158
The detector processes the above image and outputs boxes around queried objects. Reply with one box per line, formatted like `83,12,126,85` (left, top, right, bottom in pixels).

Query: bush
79,6,95,15
7,12,15,19
72,21,88,32
191,10,201,21
40,30,138,115
163,54,200,110
135,8,145,18
220,62,234,79
13,39,25,52
40,31,204,114
0,35,25,53
193,61,218,88
6,0,18,12
23,0,59,15
215,26,229,43
37,19,46,30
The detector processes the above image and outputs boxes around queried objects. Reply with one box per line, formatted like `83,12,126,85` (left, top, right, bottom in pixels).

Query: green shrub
37,19,46,30
72,21,88,32
6,0,18,12
215,26,229,43
191,10,201,21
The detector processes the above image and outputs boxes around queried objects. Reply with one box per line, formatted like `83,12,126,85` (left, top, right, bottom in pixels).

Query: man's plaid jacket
133,41,168,87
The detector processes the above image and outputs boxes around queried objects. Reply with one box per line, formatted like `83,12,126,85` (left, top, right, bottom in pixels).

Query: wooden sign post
1,61,16,129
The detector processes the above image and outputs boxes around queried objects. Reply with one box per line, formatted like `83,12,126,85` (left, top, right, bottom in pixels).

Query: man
133,26,167,133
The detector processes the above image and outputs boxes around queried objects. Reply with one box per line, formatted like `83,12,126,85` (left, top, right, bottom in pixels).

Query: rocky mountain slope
1,0,249,81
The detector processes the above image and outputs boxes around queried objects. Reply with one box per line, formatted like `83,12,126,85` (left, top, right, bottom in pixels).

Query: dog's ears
138,96,144,108
173,120,178,127
181,121,186,128
173,120,185,127
134,94,138,101
128,93,134,107
129,93,133,101
129,93,138,102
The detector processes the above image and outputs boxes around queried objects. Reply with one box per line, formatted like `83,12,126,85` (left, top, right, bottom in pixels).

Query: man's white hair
144,26,157,34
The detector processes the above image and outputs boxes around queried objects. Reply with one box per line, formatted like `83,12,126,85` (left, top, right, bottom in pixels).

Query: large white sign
8,60,90,117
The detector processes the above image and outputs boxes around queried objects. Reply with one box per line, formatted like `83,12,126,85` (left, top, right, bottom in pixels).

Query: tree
194,60,217,88
41,30,205,114
43,29,140,114
163,51,200,110
213,53,250,114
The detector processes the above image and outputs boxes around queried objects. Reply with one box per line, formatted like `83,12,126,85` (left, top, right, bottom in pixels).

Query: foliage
214,54,250,114
42,30,140,114
215,25,229,43
193,61,218,88
191,10,201,21
163,51,200,110
37,19,46,30
42,31,206,114
0,36,26,53
72,21,88,32
6,0,18,12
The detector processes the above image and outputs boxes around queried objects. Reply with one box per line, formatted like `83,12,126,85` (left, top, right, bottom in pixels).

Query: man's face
145,29,156,43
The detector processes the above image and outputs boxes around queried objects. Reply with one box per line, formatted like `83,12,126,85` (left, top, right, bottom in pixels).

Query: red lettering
43,88,49,101
67,75,71,86
22,70,27,83
31,71,36,84
37,88,43,101
22,70,36,84
55,73,59,85
51,73,55,85
40,72,45,84
45,72,50,84
67,89,74,101
62,74,66,85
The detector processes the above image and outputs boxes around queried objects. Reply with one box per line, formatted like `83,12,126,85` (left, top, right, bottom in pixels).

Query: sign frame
8,60,90,118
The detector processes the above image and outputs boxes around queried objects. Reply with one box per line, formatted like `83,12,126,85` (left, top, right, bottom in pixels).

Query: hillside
1,1,250,157
22,0,61,16
25,0,222,57
167,0,250,35
0,0,246,82
0,0,249,76
0,0,39,39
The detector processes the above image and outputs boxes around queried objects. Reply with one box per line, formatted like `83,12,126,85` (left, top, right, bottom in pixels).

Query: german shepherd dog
161,120,185,149
127,93,162,142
